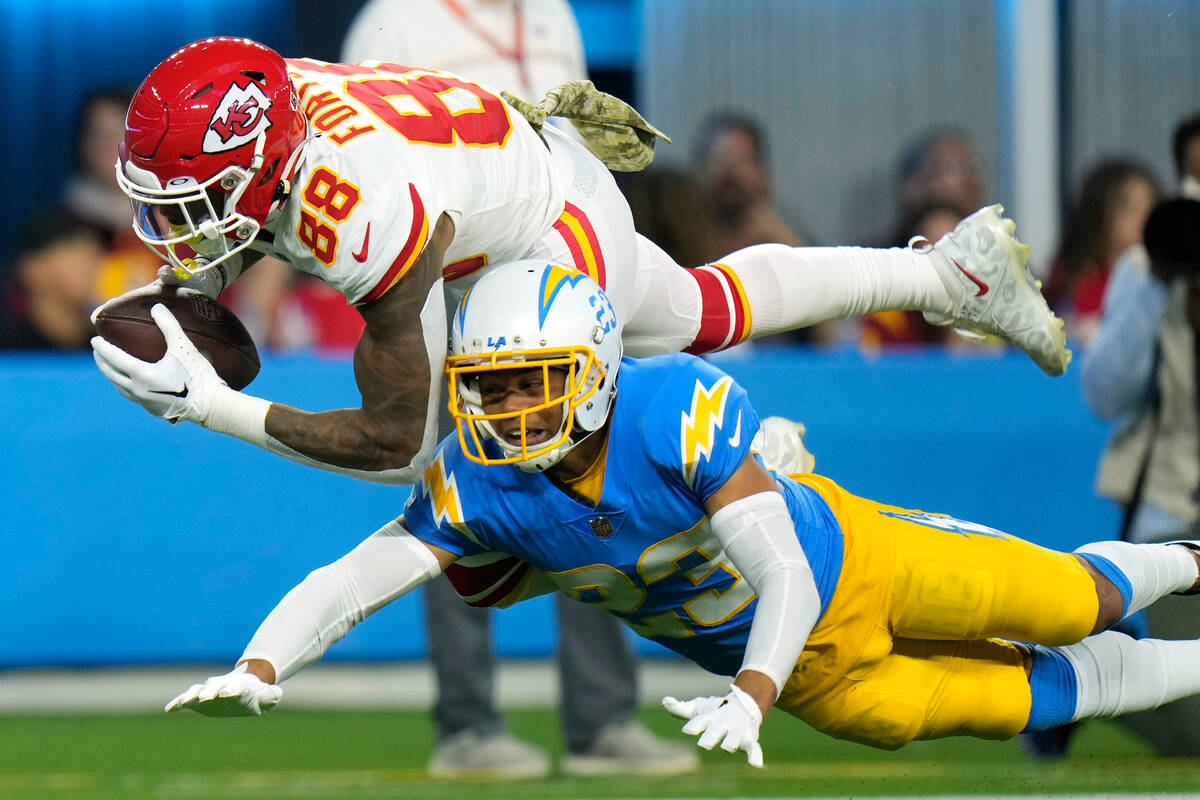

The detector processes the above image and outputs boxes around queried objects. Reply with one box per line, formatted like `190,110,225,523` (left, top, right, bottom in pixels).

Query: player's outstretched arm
663,454,821,767
165,519,455,717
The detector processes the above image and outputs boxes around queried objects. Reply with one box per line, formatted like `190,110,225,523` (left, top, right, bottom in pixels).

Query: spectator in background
342,0,586,100
1179,114,1200,200
1024,112,1200,760
0,213,102,349
693,112,805,256
1044,158,1160,346
336,0,698,779
860,199,968,350
62,87,159,302
855,128,985,350
62,87,135,247
692,112,829,347
613,165,718,272
895,127,984,224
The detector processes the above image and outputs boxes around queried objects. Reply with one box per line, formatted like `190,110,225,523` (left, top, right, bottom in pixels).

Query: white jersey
258,59,566,304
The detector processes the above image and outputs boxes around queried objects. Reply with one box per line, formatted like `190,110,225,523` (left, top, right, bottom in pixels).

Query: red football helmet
116,37,309,277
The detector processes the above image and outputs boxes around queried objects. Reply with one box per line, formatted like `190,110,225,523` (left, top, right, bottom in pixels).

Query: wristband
205,387,271,447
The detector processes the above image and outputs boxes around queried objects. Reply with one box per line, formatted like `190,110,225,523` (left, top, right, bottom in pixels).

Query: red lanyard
441,0,529,91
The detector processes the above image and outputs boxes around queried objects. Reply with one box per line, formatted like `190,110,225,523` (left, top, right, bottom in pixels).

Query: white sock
715,243,953,339
1058,630,1200,722
1074,540,1199,618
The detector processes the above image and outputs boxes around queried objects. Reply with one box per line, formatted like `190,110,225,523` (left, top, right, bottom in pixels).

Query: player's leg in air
621,210,1069,376
530,125,1069,376
773,477,1200,750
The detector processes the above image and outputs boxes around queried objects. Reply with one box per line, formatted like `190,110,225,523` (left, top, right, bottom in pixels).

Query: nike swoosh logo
727,410,742,448
952,258,989,297
152,387,189,398
352,222,371,263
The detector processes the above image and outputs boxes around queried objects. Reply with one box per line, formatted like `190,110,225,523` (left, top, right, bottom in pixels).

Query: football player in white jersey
91,36,1070,486
164,261,1200,768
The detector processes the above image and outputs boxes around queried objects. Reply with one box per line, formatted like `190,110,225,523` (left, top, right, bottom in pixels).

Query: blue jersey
403,353,845,676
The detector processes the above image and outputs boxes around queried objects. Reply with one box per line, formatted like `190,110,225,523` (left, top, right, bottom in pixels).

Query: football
93,287,260,390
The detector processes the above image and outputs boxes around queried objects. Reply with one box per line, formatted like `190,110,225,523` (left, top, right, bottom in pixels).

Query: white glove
662,684,765,767
165,664,282,717
91,303,227,424
89,279,207,326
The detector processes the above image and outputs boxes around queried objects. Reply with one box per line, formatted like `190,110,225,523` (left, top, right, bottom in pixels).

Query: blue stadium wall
3,347,1117,667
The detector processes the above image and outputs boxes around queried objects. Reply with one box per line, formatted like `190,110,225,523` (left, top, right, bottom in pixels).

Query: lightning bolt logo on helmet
203,82,274,154
538,264,589,327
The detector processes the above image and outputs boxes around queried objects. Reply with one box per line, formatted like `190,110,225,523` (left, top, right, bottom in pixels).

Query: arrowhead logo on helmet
117,37,309,279
204,83,274,153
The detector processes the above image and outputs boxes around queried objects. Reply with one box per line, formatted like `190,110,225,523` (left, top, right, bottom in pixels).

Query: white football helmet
448,260,623,472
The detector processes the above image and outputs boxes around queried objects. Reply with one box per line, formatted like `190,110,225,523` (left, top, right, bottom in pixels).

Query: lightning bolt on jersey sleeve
636,354,762,500
402,446,494,558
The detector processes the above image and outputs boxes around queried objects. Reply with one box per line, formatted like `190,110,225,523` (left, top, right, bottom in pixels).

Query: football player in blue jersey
166,260,1200,767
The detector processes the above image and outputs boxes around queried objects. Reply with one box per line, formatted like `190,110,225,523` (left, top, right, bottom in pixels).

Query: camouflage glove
502,80,671,172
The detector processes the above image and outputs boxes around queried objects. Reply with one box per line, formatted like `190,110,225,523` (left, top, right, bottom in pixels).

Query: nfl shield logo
588,516,614,538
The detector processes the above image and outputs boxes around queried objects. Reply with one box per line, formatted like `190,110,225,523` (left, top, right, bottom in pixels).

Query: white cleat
921,204,1071,376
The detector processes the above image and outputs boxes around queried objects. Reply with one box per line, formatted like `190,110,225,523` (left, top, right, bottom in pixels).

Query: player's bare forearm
263,324,431,469
240,658,276,684
262,215,453,471
734,668,778,719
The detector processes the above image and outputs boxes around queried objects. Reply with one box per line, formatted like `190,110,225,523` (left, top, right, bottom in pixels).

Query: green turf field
2,706,1198,800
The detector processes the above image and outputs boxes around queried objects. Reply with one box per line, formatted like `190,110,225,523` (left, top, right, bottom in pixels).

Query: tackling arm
165,518,455,715
662,455,820,766
707,458,821,712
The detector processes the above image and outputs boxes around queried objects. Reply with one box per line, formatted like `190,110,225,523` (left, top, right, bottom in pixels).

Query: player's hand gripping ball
93,285,260,389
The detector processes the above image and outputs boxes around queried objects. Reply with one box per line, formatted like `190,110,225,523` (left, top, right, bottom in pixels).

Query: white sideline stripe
0,658,727,714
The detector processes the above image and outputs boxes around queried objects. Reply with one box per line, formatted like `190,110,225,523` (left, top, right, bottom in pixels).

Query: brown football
94,286,260,390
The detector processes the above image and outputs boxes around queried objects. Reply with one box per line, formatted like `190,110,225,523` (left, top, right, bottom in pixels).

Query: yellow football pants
775,474,1099,750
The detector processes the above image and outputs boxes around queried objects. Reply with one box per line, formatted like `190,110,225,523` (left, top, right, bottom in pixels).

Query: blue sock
1076,552,1132,618
1023,645,1078,732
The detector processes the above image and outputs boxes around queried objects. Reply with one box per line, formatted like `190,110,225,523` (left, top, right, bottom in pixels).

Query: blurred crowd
5,74,1192,364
